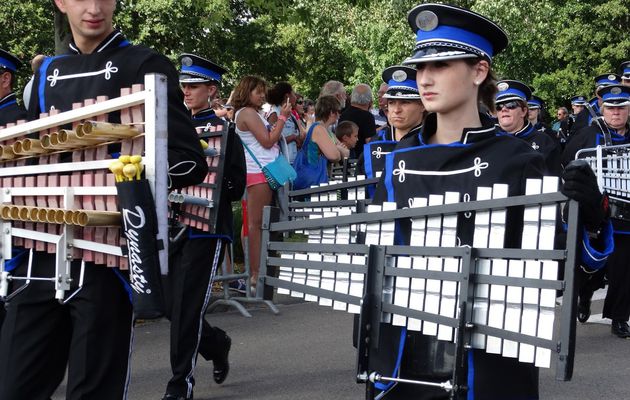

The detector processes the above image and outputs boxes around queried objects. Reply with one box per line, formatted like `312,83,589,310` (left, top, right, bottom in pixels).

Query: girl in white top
232,76,291,291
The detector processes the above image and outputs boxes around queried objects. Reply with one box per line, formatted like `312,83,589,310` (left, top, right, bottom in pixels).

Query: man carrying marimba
0,0,208,399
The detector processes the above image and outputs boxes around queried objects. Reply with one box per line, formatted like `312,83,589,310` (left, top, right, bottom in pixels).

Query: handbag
292,122,329,190
242,142,297,190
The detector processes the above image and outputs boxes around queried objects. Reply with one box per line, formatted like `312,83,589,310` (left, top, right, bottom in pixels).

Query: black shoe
161,395,191,400
213,334,231,384
611,320,630,338
577,295,592,323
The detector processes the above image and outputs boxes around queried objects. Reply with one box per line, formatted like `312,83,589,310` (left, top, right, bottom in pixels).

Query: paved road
53,289,629,400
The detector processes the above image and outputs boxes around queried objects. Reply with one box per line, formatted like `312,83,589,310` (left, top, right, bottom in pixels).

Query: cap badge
392,70,407,82
497,82,509,92
416,10,439,32
611,87,622,95
608,74,616,81
181,56,193,67
396,91,403,96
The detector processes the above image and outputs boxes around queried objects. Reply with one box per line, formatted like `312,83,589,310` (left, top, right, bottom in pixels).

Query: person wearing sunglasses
495,80,562,176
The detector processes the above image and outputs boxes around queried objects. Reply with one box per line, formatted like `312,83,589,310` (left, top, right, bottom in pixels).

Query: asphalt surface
52,289,629,400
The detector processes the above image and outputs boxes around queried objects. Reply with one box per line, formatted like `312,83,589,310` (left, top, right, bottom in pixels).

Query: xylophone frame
576,143,630,220
0,73,169,302
260,190,581,399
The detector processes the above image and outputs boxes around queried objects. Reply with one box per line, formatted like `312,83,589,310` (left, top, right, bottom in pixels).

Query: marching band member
571,74,622,136
620,61,630,87
371,4,613,399
527,95,558,144
0,49,26,126
0,1,207,399
0,48,27,335
360,65,424,187
161,54,246,400
495,80,562,176
562,84,630,338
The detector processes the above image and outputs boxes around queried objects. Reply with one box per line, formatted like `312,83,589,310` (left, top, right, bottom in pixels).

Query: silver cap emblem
416,10,439,32
392,70,408,82
181,56,193,67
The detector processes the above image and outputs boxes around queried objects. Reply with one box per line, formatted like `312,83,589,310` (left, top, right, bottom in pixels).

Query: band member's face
603,105,629,130
572,104,584,114
497,101,527,133
387,99,424,131
181,83,215,113
55,0,116,47
416,59,487,114
527,107,539,123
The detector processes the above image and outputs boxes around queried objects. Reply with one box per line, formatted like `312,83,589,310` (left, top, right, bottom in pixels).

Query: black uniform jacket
0,93,26,126
27,30,207,190
358,124,422,197
501,122,562,176
372,113,545,399
189,108,246,240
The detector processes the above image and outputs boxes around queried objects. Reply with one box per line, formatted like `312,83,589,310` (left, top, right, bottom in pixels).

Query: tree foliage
1,0,628,108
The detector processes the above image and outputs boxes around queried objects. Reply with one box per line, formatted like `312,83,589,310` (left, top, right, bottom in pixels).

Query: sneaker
228,279,247,294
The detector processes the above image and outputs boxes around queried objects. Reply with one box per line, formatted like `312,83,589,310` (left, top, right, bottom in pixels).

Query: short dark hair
335,120,358,141
315,95,340,121
267,81,293,106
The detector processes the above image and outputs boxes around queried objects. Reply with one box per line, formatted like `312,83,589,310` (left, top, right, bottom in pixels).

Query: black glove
561,159,609,230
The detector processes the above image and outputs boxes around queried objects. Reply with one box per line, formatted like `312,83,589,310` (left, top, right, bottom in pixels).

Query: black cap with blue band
594,73,621,88
570,96,587,106
597,84,630,107
403,3,508,65
179,53,227,84
381,66,421,99
0,49,21,73
495,80,532,104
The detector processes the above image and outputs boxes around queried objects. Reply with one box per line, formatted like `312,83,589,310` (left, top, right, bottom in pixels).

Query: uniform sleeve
137,54,207,190
545,138,563,177
580,220,614,271
560,127,589,168
225,130,246,201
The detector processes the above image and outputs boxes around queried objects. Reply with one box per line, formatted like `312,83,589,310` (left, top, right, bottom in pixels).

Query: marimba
0,74,168,303
576,143,630,220
169,123,229,235
259,176,580,398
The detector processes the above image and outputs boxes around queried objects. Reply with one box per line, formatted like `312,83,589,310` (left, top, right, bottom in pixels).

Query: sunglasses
496,101,522,111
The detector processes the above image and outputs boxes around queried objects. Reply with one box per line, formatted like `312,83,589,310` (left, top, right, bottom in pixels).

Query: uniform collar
399,123,422,142
511,121,535,138
420,112,497,145
0,92,16,105
192,107,217,119
68,30,130,55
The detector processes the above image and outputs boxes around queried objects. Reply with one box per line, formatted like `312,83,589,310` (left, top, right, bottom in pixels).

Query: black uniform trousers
603,234,630,321
0,253,133,400
165,233,229,398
